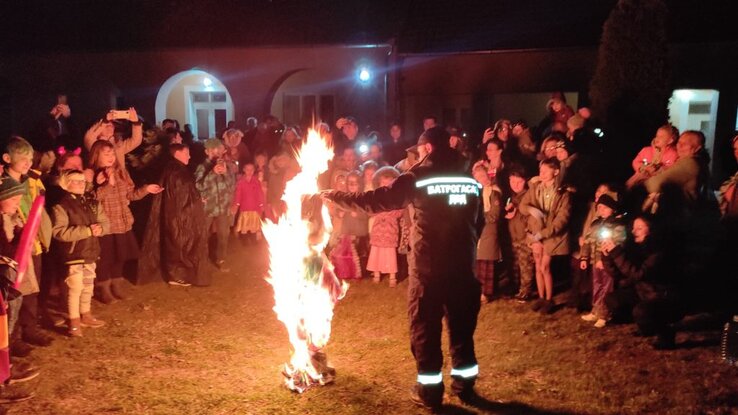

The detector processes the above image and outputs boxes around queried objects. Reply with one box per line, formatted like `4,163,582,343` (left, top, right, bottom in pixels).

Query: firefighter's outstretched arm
322,173,415,214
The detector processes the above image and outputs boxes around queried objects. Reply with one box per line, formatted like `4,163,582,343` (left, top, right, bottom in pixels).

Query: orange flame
263,129,348,392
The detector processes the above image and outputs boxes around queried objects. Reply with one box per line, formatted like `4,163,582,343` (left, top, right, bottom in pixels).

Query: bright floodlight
358,143,369,154
358,68,371,83
203,77,213,87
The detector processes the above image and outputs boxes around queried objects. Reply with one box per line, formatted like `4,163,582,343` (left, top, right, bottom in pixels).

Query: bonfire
262,129,348,393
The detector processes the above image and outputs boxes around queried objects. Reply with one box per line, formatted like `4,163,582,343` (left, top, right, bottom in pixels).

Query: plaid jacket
94,177,148,234
195,159,237,218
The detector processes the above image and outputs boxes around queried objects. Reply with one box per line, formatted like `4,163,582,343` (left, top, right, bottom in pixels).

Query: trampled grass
10,242,738,415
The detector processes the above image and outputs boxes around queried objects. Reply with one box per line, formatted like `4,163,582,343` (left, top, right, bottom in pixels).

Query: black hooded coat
138,158,211,286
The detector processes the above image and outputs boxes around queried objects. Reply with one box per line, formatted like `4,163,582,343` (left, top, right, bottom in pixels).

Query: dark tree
589,0,671,181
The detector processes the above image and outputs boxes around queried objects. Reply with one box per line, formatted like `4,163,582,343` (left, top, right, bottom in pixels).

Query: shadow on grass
676,333,721,349
437,395,584,415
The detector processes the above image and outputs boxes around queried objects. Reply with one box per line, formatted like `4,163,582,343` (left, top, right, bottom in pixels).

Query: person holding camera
195,139,237,272
83,108,143,180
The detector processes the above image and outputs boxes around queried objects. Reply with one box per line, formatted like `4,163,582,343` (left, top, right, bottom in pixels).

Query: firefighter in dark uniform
324,126,482,410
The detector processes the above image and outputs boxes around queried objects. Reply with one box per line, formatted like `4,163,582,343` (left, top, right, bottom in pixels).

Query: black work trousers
407,273,481,398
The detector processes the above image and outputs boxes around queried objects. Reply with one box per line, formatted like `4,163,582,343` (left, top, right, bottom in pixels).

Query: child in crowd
139,144,211,287
51,170,110,336
626,124,679,189
341,171,369,276
361,160,380,234
45,147,84,207
252,151,269,204
328,170,362,280
0,177,27,341
360,160,379,192
88,140,161,303
2,136,53,349
232,162,265,244
195,138,237,271
366,167,403,287
570,183,620,311
579,194,626,328
41,146,85,328
520,157,572,314
504,167,536,302
472,163,502,303
254,151,268,178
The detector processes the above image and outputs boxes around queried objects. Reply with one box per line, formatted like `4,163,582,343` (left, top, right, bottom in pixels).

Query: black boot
410,383,443,411
9,338,34,358
653,327,677,350
110,277,130,300
95,280,118,305
22,328,54,347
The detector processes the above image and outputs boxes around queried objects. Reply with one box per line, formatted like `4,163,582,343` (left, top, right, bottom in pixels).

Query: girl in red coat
232,162,265,244
367,167,404,287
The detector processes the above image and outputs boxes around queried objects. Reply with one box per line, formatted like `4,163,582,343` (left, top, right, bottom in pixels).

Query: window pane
192,92,209,102
196,109,209,139
302,95,316,125
283,95,300,126
212,92,226,102
320,95,335,124
215,109,227,135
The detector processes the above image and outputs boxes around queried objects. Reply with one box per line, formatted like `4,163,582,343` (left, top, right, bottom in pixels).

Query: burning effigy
262,129,348,393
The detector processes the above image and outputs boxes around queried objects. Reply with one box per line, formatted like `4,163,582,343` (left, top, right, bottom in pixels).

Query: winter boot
68,318,82,337
80,313,106,329
95,280,118,305
110,277,130,300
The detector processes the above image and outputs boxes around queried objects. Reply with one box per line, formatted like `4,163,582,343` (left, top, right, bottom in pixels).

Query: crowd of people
0,91,736,407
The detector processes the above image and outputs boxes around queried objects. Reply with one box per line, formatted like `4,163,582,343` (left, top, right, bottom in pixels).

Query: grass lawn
8,241,738,415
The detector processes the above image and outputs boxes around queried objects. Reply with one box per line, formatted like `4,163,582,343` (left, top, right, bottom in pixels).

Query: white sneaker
594,319,607,328
580,313,597,322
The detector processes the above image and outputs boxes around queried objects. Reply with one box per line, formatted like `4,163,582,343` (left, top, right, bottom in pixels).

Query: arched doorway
155,69,234,139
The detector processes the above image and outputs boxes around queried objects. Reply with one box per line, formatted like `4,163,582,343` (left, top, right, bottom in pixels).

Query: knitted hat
596,194,619,212
203,138,224,150
0,176,25,201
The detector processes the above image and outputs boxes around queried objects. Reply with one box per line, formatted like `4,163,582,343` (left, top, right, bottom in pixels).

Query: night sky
3,0,736,55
